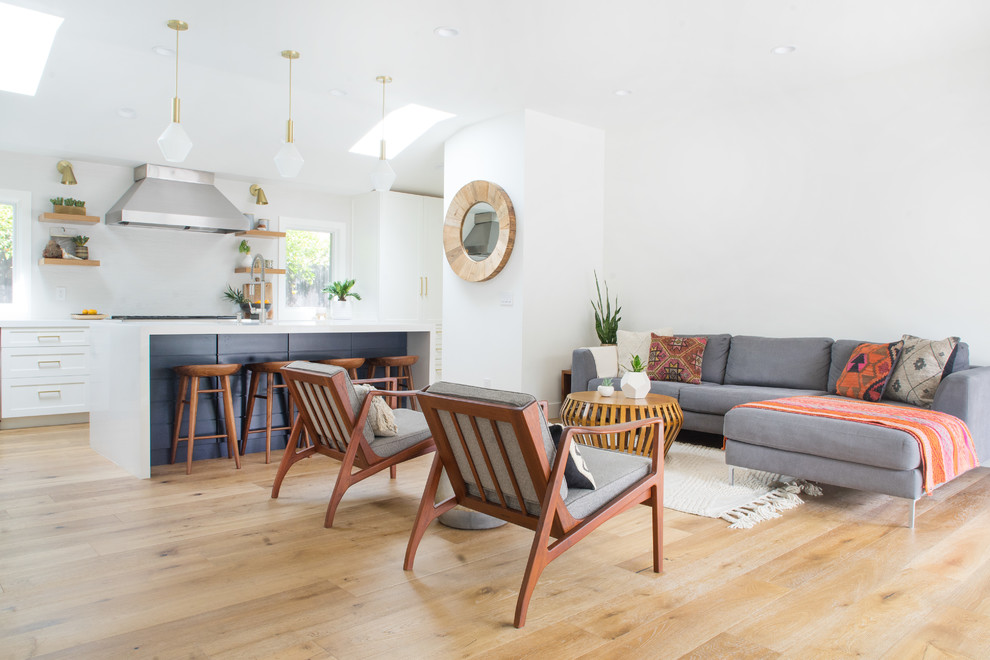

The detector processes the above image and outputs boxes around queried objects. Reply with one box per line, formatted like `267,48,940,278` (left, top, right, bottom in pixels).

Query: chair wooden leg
271,418,314,498
264,373,275,464
170,376,188,465
514,497,559,628
185,377,200,475
221,375,241,470
324,440,363,528
241,370,260,456
652,482,663,574
404,456,447,570
390,465,397,479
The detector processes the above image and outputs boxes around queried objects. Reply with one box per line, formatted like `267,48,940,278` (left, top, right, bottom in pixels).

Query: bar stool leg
241,370,261,457
221,374,242,470
402,365,417,411
170,376,189,465
264,372,275,464
185,377,200,475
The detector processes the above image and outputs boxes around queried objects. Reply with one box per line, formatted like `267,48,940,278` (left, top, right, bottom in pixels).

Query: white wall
0,151,351,319
443,111,605,406
603,54,990,365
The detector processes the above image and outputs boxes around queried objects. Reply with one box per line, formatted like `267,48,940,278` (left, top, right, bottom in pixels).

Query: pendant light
274,50,304,178
371,75,396,192
157,20,193,162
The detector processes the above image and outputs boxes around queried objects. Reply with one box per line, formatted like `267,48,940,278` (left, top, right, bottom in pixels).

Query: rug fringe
720,480,821,529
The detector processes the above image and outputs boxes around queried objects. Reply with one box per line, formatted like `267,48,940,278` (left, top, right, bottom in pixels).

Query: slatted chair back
416,382,569,531
282,362,374,458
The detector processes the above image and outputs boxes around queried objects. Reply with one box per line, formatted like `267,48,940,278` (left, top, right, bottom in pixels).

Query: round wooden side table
559,391,683,457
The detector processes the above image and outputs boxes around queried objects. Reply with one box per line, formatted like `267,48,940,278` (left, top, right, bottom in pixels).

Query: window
277,217,346,320
0,188,31,317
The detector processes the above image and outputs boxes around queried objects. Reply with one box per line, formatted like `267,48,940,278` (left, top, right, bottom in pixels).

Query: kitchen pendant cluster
156,20,396,187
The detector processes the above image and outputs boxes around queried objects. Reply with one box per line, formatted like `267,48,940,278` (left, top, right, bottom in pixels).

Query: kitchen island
88,320,435,478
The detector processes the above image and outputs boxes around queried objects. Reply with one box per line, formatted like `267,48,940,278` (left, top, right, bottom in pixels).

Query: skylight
350,104,455,159
0,2,63,96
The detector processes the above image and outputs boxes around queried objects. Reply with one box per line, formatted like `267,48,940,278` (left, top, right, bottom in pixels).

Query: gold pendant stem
172,97,180,123
286,119,294,143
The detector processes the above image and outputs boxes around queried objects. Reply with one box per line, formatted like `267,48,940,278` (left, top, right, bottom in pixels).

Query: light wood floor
3,424,990,659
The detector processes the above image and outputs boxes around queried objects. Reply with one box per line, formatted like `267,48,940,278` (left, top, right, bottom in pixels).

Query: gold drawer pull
37,390,62,400
38,360,62,368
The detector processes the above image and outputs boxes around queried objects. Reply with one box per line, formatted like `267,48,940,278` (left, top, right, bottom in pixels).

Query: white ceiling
2,0,990,197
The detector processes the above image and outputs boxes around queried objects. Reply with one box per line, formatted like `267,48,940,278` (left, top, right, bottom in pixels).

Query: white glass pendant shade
274,141,304,178
157,121,193,162
371,158,396,192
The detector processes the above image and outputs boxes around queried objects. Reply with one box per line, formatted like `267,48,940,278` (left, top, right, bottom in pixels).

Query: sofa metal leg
730,468,735,487
908,498,916,529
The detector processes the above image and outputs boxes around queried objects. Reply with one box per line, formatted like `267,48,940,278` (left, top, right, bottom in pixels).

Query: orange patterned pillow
647,334,707,384
835,341,904,402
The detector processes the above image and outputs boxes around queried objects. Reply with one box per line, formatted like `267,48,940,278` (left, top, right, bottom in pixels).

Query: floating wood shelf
38,213,100,225
39,258,101,267
234,267,285,275
234,230,285,238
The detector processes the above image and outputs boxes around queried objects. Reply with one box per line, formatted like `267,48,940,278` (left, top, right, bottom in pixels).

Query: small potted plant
222,284,252,318
51,197,87,215
238,239,252,268
323,279,361,320
597,377,615,397
72,235,90,260
620,355,650,399
591,270,621,345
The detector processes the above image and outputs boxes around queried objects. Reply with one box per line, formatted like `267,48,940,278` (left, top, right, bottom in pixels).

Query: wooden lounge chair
273,361,435,527
404,382,664,628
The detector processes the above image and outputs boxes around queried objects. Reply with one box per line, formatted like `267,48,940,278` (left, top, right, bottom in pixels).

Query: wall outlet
499,292,513,306
55,287,66,301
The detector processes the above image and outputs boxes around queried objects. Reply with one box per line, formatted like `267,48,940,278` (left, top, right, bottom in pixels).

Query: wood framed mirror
443,180,516,282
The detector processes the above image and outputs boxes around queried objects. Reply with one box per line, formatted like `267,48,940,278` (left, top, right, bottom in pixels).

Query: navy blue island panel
149,331,406,466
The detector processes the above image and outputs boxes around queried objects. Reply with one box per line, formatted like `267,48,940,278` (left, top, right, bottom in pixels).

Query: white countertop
3,319,434,334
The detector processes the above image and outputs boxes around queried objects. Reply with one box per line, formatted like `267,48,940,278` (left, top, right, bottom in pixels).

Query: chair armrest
354,376,398,390
571,346,618,393
933,366,990,463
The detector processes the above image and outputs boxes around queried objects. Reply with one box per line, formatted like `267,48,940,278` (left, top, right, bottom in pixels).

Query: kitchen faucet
250,254,267,324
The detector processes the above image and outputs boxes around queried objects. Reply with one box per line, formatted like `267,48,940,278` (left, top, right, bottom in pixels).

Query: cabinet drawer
1,346,89,379
1,377,89,417
2,327,90,348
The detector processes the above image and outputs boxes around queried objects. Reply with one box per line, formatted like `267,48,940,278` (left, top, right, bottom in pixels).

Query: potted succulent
597,377,615,397
620,355,650,399
222,284,252,318
238,239,252,268
72,235,90,260
591,270,621,345
50,197,87,215
323,279,361,320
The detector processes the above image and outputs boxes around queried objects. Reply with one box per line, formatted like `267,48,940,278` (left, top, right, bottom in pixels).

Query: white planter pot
620,371,650,399
239,252,253,268
330,299,353,320
597,385,615,397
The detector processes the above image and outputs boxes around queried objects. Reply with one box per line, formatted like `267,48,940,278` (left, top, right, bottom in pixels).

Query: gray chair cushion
677,333,731,384
368,408,433,457
679,384,826,416
724,336,833,390
563,445,650,519
723,401,922,471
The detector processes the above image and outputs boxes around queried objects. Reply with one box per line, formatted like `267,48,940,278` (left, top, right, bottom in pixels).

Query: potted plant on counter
591,270,621,345
621,355,650,399
223,284,252,318
323,279,361,320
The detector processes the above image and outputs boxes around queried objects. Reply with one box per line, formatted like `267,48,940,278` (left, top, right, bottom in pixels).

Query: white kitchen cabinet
352,191,443,322
1,326,91,418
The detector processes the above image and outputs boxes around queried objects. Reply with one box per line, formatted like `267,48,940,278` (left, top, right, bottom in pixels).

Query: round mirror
444,181,515,281
461,202,499,261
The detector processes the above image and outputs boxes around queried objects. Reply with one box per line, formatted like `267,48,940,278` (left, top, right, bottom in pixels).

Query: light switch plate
499,292,513,306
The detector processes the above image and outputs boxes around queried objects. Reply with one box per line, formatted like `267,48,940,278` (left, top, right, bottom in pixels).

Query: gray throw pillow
884,335,959,408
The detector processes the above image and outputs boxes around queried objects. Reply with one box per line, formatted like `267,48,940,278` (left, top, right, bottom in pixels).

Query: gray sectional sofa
571,335,990,524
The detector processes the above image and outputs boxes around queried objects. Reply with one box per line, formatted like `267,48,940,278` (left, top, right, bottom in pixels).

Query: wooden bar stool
170,363,242,475
242,360,298,464
366,355,418,410
317,357,365,380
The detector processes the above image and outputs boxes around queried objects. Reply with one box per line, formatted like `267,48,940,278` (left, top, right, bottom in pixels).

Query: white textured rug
664,442,822,529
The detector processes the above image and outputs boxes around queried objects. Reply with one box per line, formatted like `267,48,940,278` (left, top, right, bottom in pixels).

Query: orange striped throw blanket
735,396,979,495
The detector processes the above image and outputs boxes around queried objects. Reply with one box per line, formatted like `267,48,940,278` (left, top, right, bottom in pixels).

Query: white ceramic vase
330,299,352,320
620,371,650,398
239,252,253,268
597,385,615,397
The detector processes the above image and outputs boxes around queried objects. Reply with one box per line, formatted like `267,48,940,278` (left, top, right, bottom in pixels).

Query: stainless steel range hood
105,164,249,233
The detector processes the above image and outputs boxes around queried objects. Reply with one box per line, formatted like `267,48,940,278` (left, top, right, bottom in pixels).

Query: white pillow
353,384,398,436
617,328,674,375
